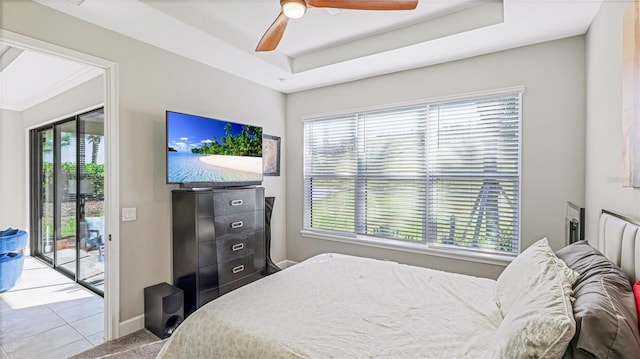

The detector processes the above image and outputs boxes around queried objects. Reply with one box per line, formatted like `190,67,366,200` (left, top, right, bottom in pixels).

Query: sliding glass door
55,120,78,276
78,109,105,291
36,128,55,264
31,108,105,295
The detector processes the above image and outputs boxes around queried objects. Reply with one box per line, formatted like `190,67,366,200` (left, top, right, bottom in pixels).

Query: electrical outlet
122,207,137,222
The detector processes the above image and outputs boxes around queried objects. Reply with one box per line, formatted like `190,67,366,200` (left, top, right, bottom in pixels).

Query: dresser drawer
216,234,255,263
214,210,264,239
198,264,219,291
198,240,217,267
213,189,263,216
199,287,220,307
197,217,215,243
218,255,254,285
197,192,214,218
219,272,263,296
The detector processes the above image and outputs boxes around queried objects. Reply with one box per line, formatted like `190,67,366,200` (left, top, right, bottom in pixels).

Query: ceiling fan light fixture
282,0,307,19
257,0,419,52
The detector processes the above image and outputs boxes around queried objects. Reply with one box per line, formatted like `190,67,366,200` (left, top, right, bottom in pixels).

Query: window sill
300,230,515,267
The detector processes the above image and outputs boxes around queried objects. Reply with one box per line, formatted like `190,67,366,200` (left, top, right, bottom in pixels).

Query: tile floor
0,257,104,359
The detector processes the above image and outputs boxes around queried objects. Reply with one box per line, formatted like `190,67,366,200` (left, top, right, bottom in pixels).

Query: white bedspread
156,253,502,358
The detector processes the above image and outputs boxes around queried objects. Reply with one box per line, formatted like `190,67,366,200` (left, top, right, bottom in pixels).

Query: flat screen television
166,111,263,188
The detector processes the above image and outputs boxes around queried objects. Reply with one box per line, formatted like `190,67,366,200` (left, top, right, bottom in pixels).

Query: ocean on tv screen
167,152,262,183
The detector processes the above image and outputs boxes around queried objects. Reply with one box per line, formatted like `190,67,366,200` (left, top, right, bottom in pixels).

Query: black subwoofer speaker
144,282,184,338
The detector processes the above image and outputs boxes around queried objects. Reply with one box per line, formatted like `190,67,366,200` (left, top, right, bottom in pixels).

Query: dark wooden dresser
171,187,266,317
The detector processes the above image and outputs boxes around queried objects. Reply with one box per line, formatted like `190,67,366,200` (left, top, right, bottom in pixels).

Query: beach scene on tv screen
167,112,263,183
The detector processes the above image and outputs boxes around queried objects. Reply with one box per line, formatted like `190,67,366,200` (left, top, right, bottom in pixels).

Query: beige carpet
70,329,166,359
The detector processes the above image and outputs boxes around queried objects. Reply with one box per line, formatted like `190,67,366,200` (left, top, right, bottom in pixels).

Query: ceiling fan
256,0,419,52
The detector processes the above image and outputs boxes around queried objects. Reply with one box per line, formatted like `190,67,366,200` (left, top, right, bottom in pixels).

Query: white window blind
427,95,520,254
304,115,357,233
303,91,521,256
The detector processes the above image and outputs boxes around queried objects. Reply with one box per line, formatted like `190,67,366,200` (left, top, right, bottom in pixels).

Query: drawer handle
231,243,244,251
231,221,244,229
232,265,245,274
230,199,243,206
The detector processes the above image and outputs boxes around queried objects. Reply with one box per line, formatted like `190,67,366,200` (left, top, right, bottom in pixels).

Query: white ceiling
1,0,603,111
0,47,103,111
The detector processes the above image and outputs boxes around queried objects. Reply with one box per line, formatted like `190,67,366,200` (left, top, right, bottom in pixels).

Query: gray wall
286,36,586,279
585,0,640,244
2,1,287,325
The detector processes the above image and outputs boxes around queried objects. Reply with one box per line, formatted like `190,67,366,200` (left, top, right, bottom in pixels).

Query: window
303,90,521,256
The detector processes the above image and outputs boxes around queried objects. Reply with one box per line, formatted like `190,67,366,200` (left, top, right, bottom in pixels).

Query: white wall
585,0,640,244
0,110,26,231
2,1,287,325
286,36,586,279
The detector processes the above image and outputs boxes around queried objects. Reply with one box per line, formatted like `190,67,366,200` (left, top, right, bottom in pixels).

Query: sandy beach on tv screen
199,155,262,174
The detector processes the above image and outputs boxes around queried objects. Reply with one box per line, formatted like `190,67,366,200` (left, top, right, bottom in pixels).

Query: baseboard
119,314,145,337
277,259,298,269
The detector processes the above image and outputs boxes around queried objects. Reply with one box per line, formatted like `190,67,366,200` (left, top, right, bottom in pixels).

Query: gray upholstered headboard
598,209,640,283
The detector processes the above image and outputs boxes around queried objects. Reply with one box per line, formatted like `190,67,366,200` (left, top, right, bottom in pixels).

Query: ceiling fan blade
256,12,290,52
307,0,418,11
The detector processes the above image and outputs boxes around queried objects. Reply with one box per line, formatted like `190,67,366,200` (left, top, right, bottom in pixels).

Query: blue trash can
0,229,28,292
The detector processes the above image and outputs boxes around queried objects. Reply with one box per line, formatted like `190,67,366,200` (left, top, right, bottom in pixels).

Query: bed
156,210,640,358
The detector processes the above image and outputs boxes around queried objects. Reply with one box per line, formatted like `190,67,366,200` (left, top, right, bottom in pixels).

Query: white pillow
495,237,578,316
484,238,579,358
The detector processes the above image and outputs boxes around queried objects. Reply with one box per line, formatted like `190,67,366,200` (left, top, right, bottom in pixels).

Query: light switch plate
122,207,137,222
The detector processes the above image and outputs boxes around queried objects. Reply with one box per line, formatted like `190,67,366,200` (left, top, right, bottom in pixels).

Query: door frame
1,29,121,341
